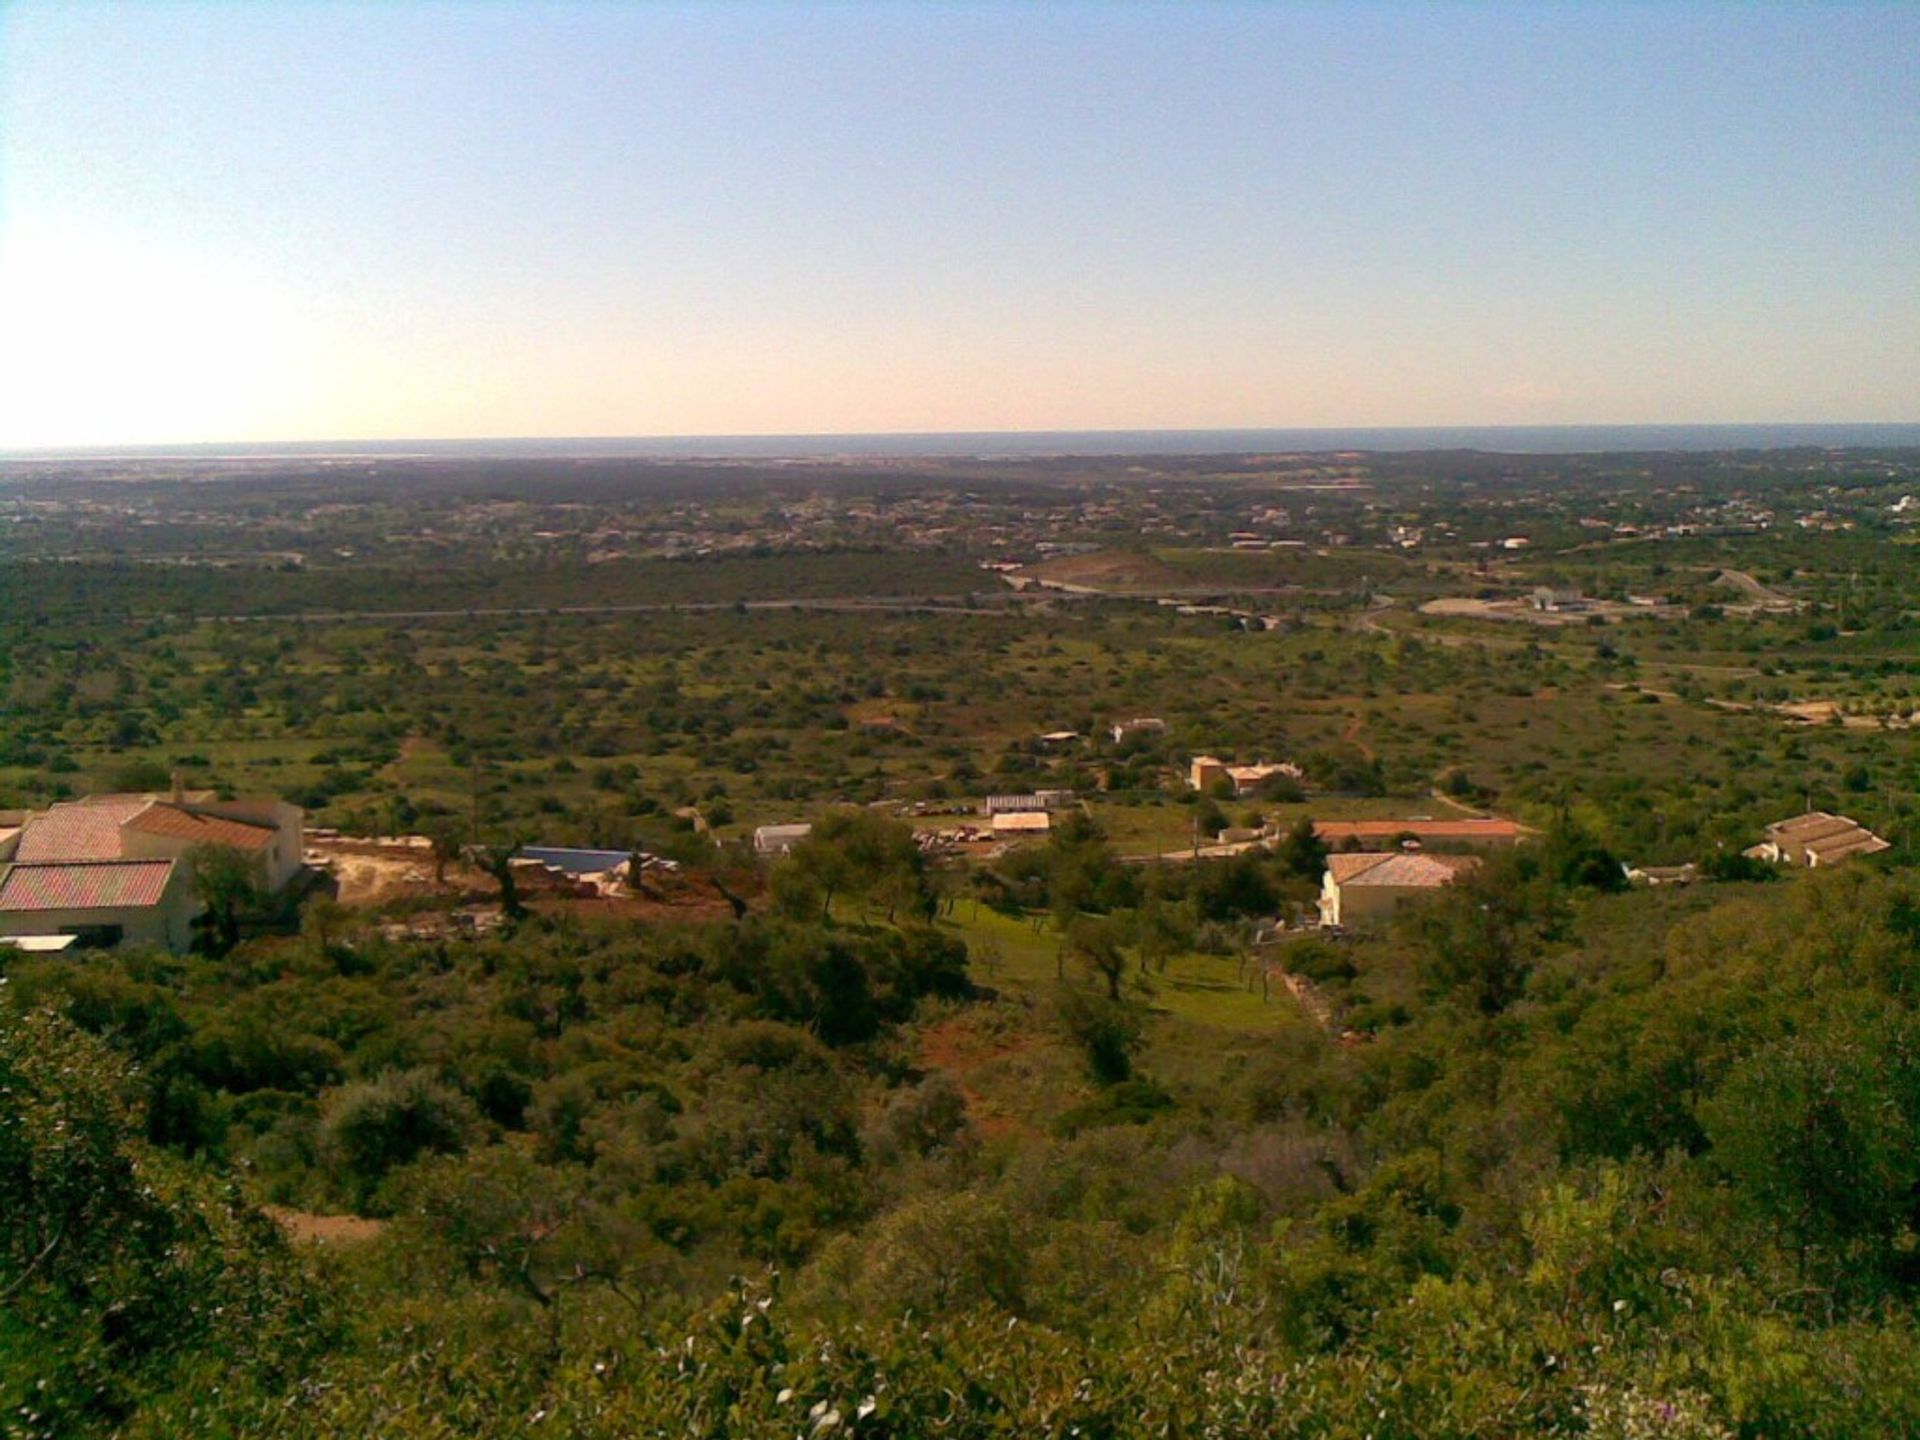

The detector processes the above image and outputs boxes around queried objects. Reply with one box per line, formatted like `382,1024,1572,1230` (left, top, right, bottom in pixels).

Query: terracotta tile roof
1328,852,1394,883
14,797,278,863
1805,831,1891,861
14,799,150,861
1767,811,1861,842
1328,852,1479,888
0,860,177,911
122,803,276,850
1764,811,1889,860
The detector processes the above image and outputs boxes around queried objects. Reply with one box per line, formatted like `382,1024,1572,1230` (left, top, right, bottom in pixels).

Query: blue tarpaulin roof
515,846,630,875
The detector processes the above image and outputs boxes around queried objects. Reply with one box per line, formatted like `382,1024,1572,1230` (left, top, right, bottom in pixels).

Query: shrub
318,1068,480,1210
867,1073,972,1165
1054,1078,1176,1136
1051,985,1142,1084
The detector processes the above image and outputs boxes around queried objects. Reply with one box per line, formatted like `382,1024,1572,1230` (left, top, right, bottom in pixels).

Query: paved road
190,581,1330,626
1121,838,1268,864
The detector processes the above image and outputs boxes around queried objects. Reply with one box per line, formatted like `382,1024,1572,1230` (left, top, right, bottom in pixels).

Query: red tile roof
1328,852,1391,883
122,803,276,850
1810,833,1891,862
1767,811,1860,842
14,799,150,861
15,797,278,864
1327,852,1480,887
1764,811,1891,861
0,860,178,911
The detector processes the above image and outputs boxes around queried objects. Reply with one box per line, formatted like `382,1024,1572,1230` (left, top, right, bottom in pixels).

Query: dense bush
0,1007,320,1436
319,1068,482,1209
11,855,1920,1436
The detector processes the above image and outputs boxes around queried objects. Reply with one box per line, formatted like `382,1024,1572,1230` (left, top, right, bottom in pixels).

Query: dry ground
1017,548,1185,593
262,1206,386,1246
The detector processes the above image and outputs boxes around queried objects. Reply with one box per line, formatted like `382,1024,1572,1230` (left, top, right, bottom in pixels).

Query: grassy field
940,901,1313,1037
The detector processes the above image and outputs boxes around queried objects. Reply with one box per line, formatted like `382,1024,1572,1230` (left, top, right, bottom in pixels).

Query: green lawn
940,901,1312,1036
1083,800,1200,855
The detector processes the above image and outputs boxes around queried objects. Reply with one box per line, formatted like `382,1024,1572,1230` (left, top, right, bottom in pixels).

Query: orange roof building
0,859,196,951
0,789,304,953
12,798,152,862
122,804,277,852
1311,817,1531,848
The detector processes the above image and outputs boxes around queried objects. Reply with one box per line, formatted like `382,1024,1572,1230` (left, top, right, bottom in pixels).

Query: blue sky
1,0,1915,445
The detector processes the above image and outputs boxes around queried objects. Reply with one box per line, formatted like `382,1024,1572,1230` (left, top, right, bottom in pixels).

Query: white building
0,787,302,952
753,823,814,857
991,811,1052,836
1318,852,1479,928
1110,717,1167,745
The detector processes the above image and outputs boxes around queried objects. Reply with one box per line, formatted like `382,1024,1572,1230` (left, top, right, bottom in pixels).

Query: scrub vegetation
8,446,1920,1436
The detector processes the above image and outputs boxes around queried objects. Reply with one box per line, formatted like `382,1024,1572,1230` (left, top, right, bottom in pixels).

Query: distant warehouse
754,823,814,857
982,791,1074,816
983,794,1048,816
991,811,1052,836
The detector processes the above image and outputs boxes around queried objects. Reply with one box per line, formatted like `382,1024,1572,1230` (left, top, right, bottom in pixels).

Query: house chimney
170,770,184,803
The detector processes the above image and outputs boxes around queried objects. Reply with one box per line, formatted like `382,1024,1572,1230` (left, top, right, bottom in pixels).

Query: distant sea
9,423,1920,462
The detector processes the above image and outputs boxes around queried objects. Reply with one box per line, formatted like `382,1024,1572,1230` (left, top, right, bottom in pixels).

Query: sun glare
0,224,310,448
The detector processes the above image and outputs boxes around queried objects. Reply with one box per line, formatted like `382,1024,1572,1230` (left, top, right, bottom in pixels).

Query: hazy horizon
9,421,1920,465
3,1,1916,448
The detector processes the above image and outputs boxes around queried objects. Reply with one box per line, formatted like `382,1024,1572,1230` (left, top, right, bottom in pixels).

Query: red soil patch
530,871,764,926
917,1012,1040,1140
530,892,740,925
